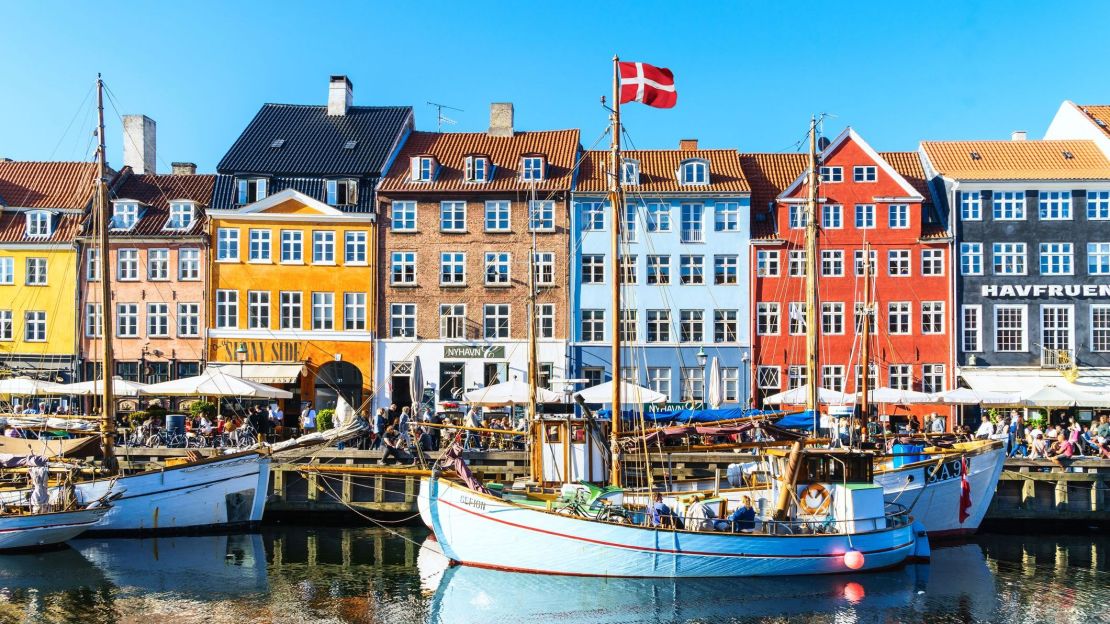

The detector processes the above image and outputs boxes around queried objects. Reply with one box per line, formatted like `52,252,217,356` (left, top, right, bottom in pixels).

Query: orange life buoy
800,483,831,515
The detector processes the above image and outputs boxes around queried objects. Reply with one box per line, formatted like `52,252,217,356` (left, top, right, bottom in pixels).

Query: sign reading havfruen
982,284,1110,298
443,345,506,359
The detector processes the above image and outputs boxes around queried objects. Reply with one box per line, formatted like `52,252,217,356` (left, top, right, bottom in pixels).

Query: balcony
1041,348,1076,369
681,227,704,243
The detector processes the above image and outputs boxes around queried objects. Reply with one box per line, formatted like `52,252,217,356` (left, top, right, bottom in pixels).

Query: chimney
123,115,156,174
171,162,197,175
328,75,353,116
488,103,514,137
1011,130,1027,141
679,138,699,151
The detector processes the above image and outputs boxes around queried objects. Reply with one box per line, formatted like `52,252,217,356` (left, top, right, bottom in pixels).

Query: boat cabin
538,415,609,484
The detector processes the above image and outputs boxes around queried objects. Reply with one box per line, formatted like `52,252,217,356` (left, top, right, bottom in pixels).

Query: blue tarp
774,410,819,430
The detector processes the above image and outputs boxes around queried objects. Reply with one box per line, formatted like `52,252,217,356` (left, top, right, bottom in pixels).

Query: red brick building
742,128,954,427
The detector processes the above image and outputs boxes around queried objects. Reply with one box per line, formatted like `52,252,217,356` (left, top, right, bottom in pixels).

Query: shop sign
982,284,1110,298
443,345,505,359
214,340,304,363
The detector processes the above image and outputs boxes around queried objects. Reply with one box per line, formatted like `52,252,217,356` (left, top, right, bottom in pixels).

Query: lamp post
695,346,707,408
236,343,248,378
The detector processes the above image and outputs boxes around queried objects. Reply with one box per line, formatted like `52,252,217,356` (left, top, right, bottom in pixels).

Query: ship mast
803,116,820,428
527,191,541,482
94,74,117,471
859,241,872,441
608,56,623,487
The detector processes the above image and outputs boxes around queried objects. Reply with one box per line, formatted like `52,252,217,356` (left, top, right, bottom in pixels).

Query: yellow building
206,189,377,412
0,162,96,383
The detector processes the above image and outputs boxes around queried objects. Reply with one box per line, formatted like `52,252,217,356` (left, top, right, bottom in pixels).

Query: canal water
0,527,1105,623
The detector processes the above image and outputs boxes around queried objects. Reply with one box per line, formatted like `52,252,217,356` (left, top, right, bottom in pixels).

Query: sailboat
0,456,111,550
420,60,928,577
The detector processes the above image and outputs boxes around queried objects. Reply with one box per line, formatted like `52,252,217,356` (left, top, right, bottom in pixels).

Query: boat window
801,454,873,484
545,424,561,443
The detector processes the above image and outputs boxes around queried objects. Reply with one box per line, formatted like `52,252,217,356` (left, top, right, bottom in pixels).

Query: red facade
745,130,954,427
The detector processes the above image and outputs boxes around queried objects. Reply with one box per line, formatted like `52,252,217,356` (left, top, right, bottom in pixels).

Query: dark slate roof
210,174,375,213
216,104,413,177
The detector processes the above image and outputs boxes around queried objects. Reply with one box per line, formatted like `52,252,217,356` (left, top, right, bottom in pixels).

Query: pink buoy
843,549,865,570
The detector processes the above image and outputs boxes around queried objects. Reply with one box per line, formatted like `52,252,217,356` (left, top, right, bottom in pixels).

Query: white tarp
865,387,936,405
934,388,1023,405
574,380,667,405
205,363,305,385
141,368,292,399
706,357,723,410
960,368,1110,407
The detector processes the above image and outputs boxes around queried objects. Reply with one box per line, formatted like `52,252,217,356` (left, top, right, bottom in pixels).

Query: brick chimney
123,115,156,174
171,162,197,175
328,75,353,116
679,139,699,151
488,103,514,137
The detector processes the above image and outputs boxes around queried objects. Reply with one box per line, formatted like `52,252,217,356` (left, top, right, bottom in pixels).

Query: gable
779,128,924,201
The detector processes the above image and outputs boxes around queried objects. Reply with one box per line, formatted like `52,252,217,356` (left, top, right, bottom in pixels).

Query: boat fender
910,520,931,562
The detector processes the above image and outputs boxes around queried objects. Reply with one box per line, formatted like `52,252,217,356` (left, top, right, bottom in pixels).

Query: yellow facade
0,246,78,359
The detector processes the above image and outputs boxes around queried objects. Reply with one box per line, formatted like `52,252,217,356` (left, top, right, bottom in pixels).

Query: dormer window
25,211,52,237
465,156,489,183
166,201,195,230
326,178,358,206
621,159,640,186
679,159,709,186
111,202,139,230
410,156,437,182
521,156,545,181
236,177,268,205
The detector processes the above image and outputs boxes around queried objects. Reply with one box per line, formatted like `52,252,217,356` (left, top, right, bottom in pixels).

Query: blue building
569,141,752,406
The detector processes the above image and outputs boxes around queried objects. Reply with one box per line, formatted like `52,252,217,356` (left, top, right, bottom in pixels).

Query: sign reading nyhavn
443,345,506,359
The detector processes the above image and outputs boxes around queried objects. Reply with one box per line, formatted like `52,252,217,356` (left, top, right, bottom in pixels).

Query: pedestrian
398,406,413,449
464,406,482,450
301,402,317,435
379,426,410,465
370,407,387,450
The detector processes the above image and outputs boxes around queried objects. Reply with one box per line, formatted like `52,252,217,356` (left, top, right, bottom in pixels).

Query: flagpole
609,55,623,487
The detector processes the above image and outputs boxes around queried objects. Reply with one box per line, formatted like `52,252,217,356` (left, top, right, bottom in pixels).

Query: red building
742,128,954,428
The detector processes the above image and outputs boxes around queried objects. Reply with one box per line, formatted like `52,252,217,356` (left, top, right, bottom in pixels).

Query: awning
960,368,1110,406
206,363,306,384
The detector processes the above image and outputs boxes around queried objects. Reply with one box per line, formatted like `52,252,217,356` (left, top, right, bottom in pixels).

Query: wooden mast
527,198,541,482
94,74,117,471
803,116,820,426
859,241,872,438
608,55,623,487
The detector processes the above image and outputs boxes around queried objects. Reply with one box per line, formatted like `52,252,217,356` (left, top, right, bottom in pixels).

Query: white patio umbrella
463,379,561,406
0,377,69,396
574,380,667,405
934,388,1022,405
140,368,292,399
761,384,856,406
865,387,936,405
1019,384,1108,408
57,377,148,397
706,357,723,409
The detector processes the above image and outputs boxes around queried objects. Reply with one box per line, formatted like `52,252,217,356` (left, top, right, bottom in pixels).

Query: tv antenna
427,101,463,131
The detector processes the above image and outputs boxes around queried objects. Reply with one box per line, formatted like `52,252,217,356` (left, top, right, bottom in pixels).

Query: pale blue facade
569,185,752,406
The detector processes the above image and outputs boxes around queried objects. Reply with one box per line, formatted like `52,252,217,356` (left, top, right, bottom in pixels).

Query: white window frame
888,204,909,229
236,177,268,204
84,303,102,338
1091,304,1110,352
581,254,605,284
484,201,511,232
25,210,51,237
147,302,170,337
819,166,842,183
647,254,670,285
312,292,334,330
821,250,844,277
177,303,200,337
25,257,48,286
521,156,545,181
390,303,416,338
440,304,466,339
248,291,270,329
854,204,875,229
391,251,417,286
647,367,672,400
166,201,195,230
178,248,200,280
344,231,367,265
714,254,739,285
485,252,511,286
757,366,781,391
679,160,709,186
483,303,510,338
411,156,436,182
280,230,303,264
756,302,780,336
756,250,779,277
326,178,358,206
216,228,239,261
440,252,467,286
279,291,302,330
992,242,1027,276
83,250,98,282
248,229,272,263
1087,191,1110,221
992,191,1026,220
888,249,911,277
581,202,605,231
215,290,239,329
1038,190,1071,221
528,200,556,232
1041,304,1074,355
115,304,138,338
581,309,605,342
887,302,911,335
440,201,467,233
646,309,670,343
24,310,46,342
961,305,982,353
312,230,336,265
147,248,169,280
821,302,845,335
822,204,842,229
1088,242,1110,275
465,156,489,183
960,242,983,276
533,251,555,286
922,249,945,276
960,191,982,221
391,201,417,232
923,364,946,394
853,165,877,183
994,304,1029,352
111,202,139,230
921,301,945,335
1039,242,1074,276
714,202,740,232
344,292,366,331
116,249,138,281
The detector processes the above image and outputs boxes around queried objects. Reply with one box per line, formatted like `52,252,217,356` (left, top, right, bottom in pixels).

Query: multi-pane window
889,365,912,390
1039,243,1073,275
679,309,704,342
993,191,1025,220
889,204,909,229
344,231,367,264
326,179,358,206
536,304,555,339
177,303,199,337
217,228,239,261
1088,243,1110,275
440,201,466,232
887,302,911,335
888,250,911,276
822,365,845,392
993,242,1027,275
788,302,807,335
714,309,738,343
25,257,47,285
581,254,604,284
1091,305,1110,352
111,202,139,230
819,166,843,183
622,159,640,185
821,250,843,277
146,249,169,280
724,367,740,401
521,156,545,181
680,255,704,284
854,204,875,228
714,202,740,231
581,202,605,231
344,293,366,330
83,250,97,282
581,310,605,342
24,311,46,342
147,303,170,337
248,291,270,329
280,231,303,263
312,231,335,264
411,156,435,182
619,255,637,284
922,249,944,276
960,243,983,275
788,250,806,277
116,304,138,337
995,305,1028,352
1038,191,1071,220
714,255,738,284
279,292,302,330
853,249,877,276
619,309,638,342
117,250,138,281
788,204,807,229
757,366,781,391
390,303,416,338
647,310,670,343
1088,191,1110,220
312,292,334,330
391,252,417,285
249,229,271,262
647,255,670,285
647,367,672,401
25,211,51,237
484,201,510,232
440,304,466,339
0,310,11,341
821,302,844,335
960,191,981,221
822,204,842,228
529,200,555,231
853,166,877,182
757,302,780,335
483,304,510,338
756,250,779,277
441,252,466,285
166,202,194,230
84,303,102,338
679,161,708,185
854,302,875,333
391,201,417,231
921,301,944,334
533,252,555,286
485,252,511,285
215,290,238,328
680,203,704,242
1041,305,1073,354
236,178,267,204
680,368,704,402
923,364,945,394
787,365,807,390
623,203,640,241
961,305,982,353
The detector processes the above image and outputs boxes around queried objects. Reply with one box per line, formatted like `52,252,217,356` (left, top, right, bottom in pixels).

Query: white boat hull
424,477,920,577
0,507,108,550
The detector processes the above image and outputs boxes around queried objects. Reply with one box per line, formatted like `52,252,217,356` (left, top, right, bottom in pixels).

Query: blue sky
2,1,1109,172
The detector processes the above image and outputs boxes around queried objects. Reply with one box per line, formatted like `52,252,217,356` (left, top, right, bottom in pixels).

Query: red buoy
843,549,865,570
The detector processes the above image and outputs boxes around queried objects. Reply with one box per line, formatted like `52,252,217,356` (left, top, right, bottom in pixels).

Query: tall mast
94,74,117,470
803,116,820,427
859,241,872,438
527,198,541,482
608,56,623,487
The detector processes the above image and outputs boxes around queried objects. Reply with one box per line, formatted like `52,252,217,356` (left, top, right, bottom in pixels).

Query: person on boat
728,495,757,532
2,426,22,438
648,493,683,529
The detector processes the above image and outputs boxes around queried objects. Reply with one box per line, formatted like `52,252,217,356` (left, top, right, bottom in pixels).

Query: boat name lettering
459,495,486,510
443,346,505,359
926,459,964,484
981,284,1110,299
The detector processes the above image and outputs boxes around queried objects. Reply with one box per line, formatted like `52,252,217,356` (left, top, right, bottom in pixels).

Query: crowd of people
973,411,1110,463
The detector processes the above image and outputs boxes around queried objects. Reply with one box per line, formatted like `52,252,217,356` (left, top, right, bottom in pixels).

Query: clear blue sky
2,1,1109,172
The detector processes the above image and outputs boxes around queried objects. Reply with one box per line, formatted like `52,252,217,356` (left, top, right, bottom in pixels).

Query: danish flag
618,61,677,109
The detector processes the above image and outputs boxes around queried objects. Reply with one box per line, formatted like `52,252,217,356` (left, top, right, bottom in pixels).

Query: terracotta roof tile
879,151,930,197
576,149,749,193
920,225,951,240
1078,105,1110,139
380,130,580,193
920,140,1110,180
104,170,215,237
739,153,807,240
0,212,82,244
0,161,97,209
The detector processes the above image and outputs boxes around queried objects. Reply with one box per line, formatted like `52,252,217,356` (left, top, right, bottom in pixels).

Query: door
315,361,363,411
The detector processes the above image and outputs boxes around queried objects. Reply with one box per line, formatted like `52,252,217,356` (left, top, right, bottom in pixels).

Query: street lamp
236,343,248,378
695,346,707,367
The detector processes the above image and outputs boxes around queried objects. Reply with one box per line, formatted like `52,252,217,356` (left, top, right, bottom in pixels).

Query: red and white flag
618,61,677,109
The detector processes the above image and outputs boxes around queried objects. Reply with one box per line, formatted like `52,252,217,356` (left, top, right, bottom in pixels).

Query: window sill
344,262,369,267
391,229,420,234
215,259,239,263
485,283,512,288
311,262,338,267
178,277,202,282
440,283,468,288
440,230,468,235
247,260,273,265
391,283,420,288
279,261,305,266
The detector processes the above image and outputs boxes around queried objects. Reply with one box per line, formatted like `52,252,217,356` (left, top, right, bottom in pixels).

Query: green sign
443,345,506,359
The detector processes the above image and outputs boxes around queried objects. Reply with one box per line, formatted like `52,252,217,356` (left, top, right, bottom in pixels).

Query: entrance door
315,361,363,411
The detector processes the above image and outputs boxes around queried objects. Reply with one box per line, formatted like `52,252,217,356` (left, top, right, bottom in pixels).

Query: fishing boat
0,456,111,550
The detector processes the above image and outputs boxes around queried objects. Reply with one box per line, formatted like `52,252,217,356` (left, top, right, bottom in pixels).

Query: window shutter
410,157,421,181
